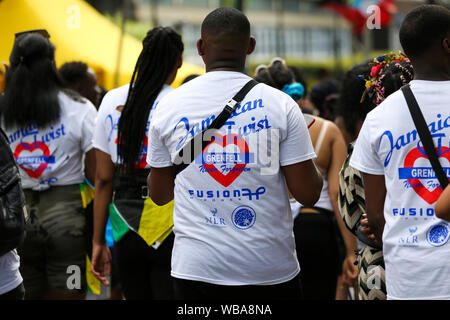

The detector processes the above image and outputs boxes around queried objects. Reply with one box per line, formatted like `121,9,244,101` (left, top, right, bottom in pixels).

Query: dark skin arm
84,149,97,185
435,185,450,222
282,159,323,207
362,173,386,246
91,149,114,286
148,166,175,206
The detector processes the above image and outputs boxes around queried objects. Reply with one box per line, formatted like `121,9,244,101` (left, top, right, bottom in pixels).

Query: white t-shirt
2,91,97,191
93,84,173,166
147,71,316,285
350,80,450,300
0,250,22,295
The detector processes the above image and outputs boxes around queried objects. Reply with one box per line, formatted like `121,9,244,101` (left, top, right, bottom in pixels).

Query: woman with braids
0,31,97,299
254,58,358,300
335,52,414,300
91,27,183,299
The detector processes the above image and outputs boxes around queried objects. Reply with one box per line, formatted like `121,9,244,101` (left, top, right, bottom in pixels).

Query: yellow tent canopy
0,0,204,91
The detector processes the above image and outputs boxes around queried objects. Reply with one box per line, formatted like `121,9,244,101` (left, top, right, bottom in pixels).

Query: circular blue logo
231,206,256,230
426,223,450,247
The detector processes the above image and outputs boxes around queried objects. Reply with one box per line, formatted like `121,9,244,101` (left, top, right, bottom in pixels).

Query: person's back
0,32,97,299
350,4,450,299
147,7,322,299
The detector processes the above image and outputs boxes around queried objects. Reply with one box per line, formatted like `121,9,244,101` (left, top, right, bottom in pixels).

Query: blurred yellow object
0,0,204,90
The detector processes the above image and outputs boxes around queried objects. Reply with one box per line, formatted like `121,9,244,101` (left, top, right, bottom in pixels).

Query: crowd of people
0,4,449,301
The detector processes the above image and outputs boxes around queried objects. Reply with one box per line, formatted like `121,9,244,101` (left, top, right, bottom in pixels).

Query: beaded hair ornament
359,52,412,105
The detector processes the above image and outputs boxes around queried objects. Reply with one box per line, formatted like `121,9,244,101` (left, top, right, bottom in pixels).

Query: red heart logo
202,134,249,187
14,141,50,179
404,147,450,204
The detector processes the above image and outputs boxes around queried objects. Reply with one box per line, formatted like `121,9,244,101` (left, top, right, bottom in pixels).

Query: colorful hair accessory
360,51,411,105
282,82,305,101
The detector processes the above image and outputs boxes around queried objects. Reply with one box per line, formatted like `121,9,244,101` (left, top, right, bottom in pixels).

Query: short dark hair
399,4,450,58
59,61,89,86
201,7,250,37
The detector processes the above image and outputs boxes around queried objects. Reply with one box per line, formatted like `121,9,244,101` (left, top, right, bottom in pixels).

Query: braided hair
336,53,414,138
117,27,183,171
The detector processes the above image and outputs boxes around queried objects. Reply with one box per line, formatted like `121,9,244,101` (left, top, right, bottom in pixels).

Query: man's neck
205,60,246,73
412,56,450,81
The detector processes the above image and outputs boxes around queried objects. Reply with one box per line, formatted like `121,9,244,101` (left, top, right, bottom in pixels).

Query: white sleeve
81,102,97,153
147,110,173,168
349,114,385,175
279,101,316,166
92,98,111,155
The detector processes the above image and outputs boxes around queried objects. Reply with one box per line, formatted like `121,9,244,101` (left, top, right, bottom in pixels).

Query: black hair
288,65,308,96
399,4,450,59
0,33,62,129
254,60,294,90
336,60,414,137
59,61,89,86
309,79,339,119
201,7,250,37
117,26,183,171
335,63,372,137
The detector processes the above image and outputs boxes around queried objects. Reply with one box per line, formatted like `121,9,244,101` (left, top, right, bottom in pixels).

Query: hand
91,242,112,287
341,254,358,286
360,214,381,247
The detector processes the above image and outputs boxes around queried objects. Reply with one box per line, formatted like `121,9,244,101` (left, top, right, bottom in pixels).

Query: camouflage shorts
18,185,87,298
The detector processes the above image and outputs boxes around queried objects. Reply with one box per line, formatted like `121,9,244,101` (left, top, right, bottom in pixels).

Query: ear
247,36,256,55
177,55,183,69
197,38,205,56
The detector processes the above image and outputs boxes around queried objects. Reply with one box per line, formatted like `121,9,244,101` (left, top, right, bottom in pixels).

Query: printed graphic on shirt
231,205,256,230
197,133,251,187
204,208,227,228
379,114,450,212
426,222,450,247
398,226,419,248
105,113,150,168
10,124,65,180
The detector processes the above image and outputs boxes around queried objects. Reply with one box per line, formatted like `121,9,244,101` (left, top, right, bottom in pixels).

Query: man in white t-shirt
350,4,450,300
146,7,323,299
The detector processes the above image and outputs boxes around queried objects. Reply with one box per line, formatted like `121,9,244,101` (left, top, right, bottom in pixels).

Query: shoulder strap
314,120,329,155
173,79,258,176
401,84,449,189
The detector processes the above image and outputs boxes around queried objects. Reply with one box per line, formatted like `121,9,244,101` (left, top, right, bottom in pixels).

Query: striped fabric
338,146,387,300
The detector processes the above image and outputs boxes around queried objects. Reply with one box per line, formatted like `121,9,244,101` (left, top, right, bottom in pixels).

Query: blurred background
1,0,449,92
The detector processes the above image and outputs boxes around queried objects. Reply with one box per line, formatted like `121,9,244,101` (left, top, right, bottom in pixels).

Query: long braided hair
117,27,183,171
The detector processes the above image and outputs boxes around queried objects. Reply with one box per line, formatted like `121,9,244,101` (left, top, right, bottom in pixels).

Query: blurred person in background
91,26,183,300
310,79,339,121
254,58,358,300
59,60,121,300
0,31,97,300
59,61,101,109
287,65,316,115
